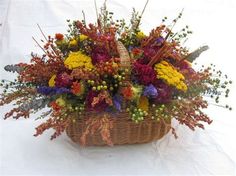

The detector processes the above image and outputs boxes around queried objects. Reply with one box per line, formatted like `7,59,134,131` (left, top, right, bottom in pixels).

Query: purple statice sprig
113,94,123,112
143,84,158,98
37,86,71,96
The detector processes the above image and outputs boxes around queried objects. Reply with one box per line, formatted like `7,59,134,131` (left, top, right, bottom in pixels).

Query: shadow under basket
66,112,171,146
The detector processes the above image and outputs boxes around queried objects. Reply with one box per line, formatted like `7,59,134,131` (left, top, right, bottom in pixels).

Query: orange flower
132,48,143,56
71,81,85,96
55,33,64,40
121,86,133,100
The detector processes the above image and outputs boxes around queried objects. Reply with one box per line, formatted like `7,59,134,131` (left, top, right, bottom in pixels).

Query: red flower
121,86,133,100
133,62,156,85
55,33,64,40
55,72,73,88
71,82,84,95
132,48,143,56
50,101,61,111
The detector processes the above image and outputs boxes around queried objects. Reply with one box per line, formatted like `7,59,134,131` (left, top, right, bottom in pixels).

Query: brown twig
147,43,168,66
37,23,47,41
32,37,47,54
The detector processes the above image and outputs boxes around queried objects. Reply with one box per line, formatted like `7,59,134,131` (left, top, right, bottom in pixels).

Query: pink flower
91,46,111,64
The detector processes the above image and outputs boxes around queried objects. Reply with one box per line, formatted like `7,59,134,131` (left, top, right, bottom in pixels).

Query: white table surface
0,0,236,175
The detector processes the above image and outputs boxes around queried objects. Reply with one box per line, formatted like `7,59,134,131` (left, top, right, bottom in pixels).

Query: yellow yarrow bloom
48,74,56,87
64,51,94,70
154,61,187,92
79,34,88,41
69,39,77,47
136,31,146,39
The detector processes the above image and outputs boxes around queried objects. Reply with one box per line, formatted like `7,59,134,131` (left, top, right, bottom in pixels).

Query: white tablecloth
0,0,236,175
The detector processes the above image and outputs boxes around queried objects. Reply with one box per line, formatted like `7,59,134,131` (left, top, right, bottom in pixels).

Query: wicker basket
66,112,171,146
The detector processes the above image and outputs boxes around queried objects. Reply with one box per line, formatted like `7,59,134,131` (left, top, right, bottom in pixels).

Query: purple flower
91,46,111,64
128,46,134,52
143,84,158,98
153,80,173,104
113,94,122,112
37,86,71,95
155,37,164,46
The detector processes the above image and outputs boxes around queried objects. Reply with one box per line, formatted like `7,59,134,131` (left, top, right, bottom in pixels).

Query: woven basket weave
66,112,171,146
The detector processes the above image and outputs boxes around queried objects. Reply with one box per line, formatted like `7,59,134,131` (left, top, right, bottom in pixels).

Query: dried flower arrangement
0,0,232,146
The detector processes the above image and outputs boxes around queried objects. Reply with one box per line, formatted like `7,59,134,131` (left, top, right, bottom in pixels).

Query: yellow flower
112,62,118,68
154,61,187,92
69,39,77,47
131,85,143,100
79,34,88,41
55,39,67,47
64,51,94,70
48,74,56,87
137,96,149,112
56,97,66,107
136,31,146,39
